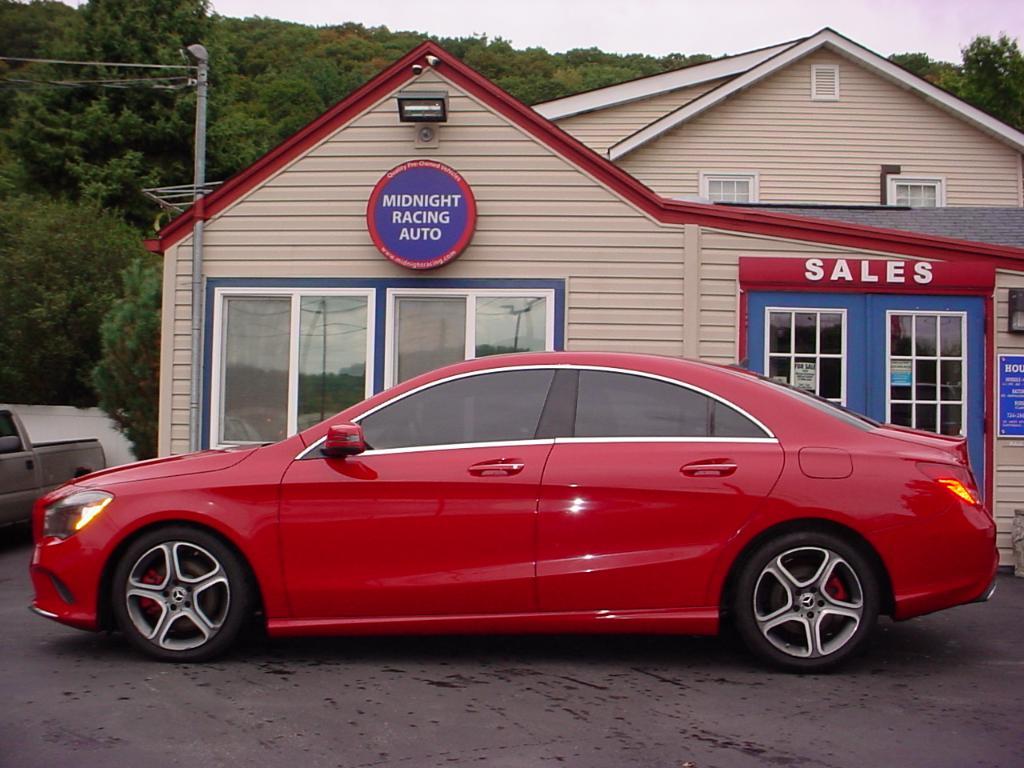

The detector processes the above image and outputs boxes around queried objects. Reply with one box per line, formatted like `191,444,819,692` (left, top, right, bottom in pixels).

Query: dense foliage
92,255,162,458
0,0,1021,451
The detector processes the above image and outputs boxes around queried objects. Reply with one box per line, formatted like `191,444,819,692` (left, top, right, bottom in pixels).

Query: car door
536,369,784,612
279,368,557,619
0,410,40,524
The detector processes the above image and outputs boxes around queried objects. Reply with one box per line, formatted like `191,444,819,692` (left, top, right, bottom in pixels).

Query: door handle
25,459,34,471
681,461,737,478
468,460,525,477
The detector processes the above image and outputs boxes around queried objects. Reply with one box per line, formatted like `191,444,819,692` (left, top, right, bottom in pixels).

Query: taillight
917,462,983,507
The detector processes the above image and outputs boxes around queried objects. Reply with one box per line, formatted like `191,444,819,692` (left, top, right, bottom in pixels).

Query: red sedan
29,353,997,671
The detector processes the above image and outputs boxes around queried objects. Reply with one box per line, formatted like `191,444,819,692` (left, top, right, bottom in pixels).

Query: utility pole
186,44,208,452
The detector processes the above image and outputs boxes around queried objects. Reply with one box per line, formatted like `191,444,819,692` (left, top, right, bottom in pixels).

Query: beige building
148,35,1024,563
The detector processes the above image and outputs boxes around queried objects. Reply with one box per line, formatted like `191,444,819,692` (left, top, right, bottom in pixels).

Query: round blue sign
366,160,477,270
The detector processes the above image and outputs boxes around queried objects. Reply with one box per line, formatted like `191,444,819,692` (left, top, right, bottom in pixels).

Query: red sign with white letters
738,257,994,294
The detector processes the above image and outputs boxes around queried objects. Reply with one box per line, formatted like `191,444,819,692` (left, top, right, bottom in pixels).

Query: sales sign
999,355,1024,437
366,160,477,270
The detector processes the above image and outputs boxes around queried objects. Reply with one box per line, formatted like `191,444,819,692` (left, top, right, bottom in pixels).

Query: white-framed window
210,288,376,446
764,308,847,404
886,311,966,436
887,175,946,207
384,288,556,387
700,171,759,203
811,64,840,101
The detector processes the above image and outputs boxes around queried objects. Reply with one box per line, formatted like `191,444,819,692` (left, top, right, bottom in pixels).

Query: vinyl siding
617,49,1022,206
994,271,1024,565
158,69,686,455
554,80,727,156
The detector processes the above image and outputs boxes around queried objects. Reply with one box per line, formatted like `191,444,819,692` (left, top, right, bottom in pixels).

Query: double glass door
748,292,984,478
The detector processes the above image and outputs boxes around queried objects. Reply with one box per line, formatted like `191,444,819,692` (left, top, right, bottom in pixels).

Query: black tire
110,526,251,662
731,530,880,672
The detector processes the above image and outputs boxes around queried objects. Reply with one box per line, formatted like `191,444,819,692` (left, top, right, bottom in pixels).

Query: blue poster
998,355,1024,437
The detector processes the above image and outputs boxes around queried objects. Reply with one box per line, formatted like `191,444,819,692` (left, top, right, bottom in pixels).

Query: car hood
73,446,258,487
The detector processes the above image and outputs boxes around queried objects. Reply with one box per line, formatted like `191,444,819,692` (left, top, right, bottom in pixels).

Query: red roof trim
150,41,1024,268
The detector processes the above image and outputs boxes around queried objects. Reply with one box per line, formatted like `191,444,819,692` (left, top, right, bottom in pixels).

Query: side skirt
267,607,719,638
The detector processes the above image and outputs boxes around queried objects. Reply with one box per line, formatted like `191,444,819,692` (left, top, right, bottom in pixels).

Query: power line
0,55,195,70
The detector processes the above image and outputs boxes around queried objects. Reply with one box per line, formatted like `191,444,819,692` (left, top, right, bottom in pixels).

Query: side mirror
0,435,23,454
322,423,366,459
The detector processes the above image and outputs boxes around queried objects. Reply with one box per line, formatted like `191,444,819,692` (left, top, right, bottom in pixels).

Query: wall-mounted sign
738,257,995,295
366,160,477,270
999,355,1024,437
890,359,913,387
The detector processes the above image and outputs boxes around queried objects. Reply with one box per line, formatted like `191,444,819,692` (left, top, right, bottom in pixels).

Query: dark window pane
360,370,553,449
939,316,962,357
915,359,937,401
0,412,16,438
890,315,912,356
794,313,817,354
819,358,842,400
891,403,912,427
940,404,962,436
820,313,843,354
916,403,937,432
712,402,766,438
769,356,791,384
297,296,368,431
890,384,912,402
769,313,792,353
576,371,711,437
915,316,937,357
940,360,963,401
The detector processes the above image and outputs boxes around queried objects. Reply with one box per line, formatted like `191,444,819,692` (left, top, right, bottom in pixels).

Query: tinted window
0,412,17,438
360,370,555,450
574,371,765,438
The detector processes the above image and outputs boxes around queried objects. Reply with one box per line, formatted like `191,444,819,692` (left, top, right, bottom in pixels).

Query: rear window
751,373,877,431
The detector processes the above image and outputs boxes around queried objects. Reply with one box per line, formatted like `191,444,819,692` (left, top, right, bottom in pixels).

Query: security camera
425,55,440,67
411,63,424,75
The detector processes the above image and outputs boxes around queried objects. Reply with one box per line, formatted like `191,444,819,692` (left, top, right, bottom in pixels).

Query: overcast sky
186,0,1023,63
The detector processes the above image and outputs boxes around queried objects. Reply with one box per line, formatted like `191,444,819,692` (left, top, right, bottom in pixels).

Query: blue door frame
747,291,985,479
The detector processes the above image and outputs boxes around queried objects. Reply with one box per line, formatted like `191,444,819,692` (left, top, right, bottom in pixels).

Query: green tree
4,0,210,224
947,34,1024,130
888,51,957,84
92,255,161,458
0,196,146,405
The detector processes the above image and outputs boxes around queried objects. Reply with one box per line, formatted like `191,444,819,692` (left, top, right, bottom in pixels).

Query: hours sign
366,160,477,269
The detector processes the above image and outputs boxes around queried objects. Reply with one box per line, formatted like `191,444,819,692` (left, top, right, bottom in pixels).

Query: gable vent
811,64,840,101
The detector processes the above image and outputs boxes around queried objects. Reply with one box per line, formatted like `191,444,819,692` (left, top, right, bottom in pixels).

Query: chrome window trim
294,363,775,460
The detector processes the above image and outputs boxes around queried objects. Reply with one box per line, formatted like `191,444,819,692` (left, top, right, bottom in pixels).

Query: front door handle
681,461,737,478
468,460,525,477
25,459,34,471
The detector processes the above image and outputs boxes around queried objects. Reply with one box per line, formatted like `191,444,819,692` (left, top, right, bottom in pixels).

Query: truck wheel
111,526,250,662
731,531,879,672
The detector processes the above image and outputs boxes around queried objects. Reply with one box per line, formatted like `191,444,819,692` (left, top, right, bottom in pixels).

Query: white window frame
383,288,556,388
699,171,760,203
885,310,967,436
811,64,840,101
887,175,946,207
764,307,848,405
209,287,376,448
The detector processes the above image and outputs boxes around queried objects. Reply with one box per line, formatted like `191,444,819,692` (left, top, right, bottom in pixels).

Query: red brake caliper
825,574,849,602
139,568,163,617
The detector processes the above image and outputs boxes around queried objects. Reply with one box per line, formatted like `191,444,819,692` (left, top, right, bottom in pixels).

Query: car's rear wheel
111,526,250,661
732,531,879,672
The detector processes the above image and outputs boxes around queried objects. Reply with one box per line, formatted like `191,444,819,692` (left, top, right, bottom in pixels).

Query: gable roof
147,40,1024,268
532,40,799,121
608,28,1024,160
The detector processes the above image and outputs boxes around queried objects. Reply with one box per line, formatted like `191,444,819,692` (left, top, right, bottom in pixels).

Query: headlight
43,491,114,539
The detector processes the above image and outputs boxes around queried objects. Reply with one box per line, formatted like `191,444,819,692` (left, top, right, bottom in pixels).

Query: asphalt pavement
1,524,1022,768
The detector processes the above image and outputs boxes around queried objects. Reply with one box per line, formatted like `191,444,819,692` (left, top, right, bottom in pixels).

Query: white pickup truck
0,407,106,525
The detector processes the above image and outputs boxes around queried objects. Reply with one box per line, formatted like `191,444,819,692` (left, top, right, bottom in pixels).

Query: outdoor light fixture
396,90,449,122
1009,289,1024,333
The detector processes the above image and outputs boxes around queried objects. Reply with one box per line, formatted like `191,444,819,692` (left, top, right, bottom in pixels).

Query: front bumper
29,532,106,632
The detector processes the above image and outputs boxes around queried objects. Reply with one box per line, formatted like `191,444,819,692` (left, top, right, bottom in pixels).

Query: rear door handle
681,461,737,478
468,460,525,477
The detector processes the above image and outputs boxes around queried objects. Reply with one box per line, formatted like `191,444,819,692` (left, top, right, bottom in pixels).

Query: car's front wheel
732,531,880,672
111,526,251,661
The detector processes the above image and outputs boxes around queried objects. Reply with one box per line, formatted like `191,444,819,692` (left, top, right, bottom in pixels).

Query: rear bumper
872,501,998,621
